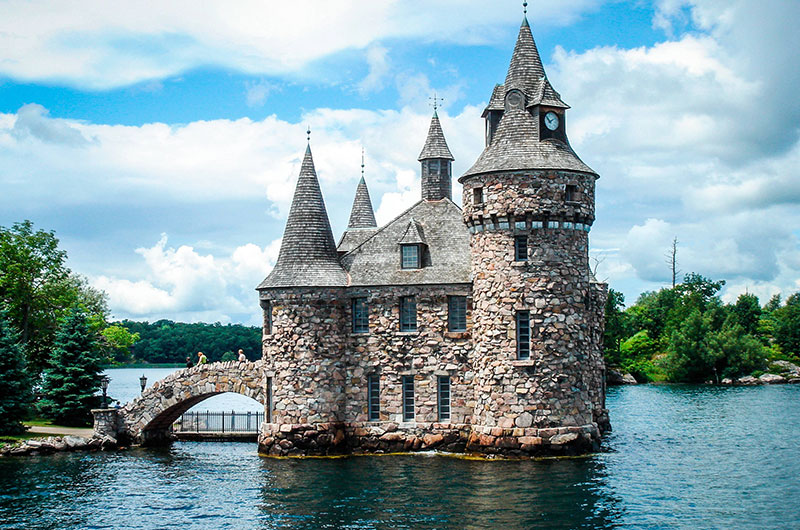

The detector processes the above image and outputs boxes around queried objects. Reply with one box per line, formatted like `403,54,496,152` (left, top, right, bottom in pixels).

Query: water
103,367,262,412
2,384,799,529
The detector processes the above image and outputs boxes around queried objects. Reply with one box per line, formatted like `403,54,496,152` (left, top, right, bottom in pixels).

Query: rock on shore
0,434,118,457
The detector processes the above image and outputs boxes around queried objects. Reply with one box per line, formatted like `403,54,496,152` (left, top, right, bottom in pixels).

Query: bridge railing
173,411,264,433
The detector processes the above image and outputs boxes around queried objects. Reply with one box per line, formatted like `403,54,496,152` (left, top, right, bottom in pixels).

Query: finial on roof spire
306,126,311,143
361,147,365,179
429,92,444,113
523,1,528,15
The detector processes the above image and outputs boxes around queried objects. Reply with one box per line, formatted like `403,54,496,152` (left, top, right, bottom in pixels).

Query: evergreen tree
774,293,800,358
38,307,105,426
732,293,761,335
0,308,33,434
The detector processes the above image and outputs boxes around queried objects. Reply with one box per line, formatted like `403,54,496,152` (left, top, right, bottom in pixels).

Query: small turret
338,152,379,254
418,110,454,201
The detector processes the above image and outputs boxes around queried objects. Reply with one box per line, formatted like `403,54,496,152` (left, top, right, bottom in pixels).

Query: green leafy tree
38,308,104,426
708,318,766,379
732,293,761,335
665,309,716,382
220,351,237,362
0,308,33,434
774,293,800,358
0,221,69,373
101,325,140,363
603,289,627,365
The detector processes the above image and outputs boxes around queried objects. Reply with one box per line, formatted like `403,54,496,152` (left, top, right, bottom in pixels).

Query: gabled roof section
482,84,506,117
340,199,470,286
461,106,595,179
417,111,454,161
537,78,569,109
258,145,347,289
347,176,377,229
398,218,426,245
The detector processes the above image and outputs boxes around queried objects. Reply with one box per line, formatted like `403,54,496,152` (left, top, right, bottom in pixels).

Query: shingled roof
505,17,545,98
258,145,347,289
418,111,454,161
340,199,470,286
347,176,377,229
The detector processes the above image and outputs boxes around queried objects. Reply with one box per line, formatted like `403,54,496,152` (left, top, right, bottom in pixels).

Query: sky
1,0,798,326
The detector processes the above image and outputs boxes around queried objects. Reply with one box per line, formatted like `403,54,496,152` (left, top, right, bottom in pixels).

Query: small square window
514,235,528,261
448,296,467,332
400,296,417,332
473,187,484,205
352,297,369,333
566,184,578,202
531,221,543,229
401,244,420,269
515,221,527,230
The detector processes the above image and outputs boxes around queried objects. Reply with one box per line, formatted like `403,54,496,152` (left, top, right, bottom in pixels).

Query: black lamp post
100,375,110,408
139,374,148,394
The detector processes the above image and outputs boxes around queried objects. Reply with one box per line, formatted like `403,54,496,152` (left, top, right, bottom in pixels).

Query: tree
665,237,680,288
665,309,715,382
603,289,626,365
732,293,761,335
220,351,237,362
101,324,140,363
0,309,33,434
774,293,800,358
0,220,69,373
38,308,105,426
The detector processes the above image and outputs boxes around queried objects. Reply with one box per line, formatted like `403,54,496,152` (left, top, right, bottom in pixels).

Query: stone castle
256,12,609,457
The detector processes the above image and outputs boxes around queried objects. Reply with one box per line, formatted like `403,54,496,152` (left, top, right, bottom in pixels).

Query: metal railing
173,411,264,433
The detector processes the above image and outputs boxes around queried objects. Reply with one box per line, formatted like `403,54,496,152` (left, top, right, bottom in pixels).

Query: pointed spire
418,111,454,161
347,151,377,229
258,143,347,288
504,16,546,97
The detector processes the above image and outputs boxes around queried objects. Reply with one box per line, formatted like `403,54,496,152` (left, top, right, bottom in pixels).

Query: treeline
605,273,800,383
119,320,261,364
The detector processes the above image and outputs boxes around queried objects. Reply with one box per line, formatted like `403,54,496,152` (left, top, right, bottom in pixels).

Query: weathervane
429,92,444,112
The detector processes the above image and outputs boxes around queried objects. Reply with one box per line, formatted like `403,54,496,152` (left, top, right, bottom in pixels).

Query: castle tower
418,110,454,201
257,141,349,446
460,15,608,450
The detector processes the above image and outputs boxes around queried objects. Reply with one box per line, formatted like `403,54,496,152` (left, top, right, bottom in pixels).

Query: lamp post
139,374,148,394
100,375,110,408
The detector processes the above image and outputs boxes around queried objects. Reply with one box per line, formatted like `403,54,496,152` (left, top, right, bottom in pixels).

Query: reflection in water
1,384,798,529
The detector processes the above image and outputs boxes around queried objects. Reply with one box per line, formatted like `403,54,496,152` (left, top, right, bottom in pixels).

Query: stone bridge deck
93,360,265,445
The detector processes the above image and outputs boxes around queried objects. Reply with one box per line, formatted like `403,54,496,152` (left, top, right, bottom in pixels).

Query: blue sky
1,0,799,325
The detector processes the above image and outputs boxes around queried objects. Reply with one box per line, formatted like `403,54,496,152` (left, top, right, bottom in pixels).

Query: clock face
544,112,560,131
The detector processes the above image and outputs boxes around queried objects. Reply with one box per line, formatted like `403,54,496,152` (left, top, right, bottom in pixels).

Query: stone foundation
258,421,600,458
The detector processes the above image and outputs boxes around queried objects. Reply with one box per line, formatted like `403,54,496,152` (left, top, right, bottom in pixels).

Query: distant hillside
118,320,261,364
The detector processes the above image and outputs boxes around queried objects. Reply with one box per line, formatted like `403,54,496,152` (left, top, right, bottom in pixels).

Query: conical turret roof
505,17,545,97
347,176,377,229
418,111,454,161
258,144,347,289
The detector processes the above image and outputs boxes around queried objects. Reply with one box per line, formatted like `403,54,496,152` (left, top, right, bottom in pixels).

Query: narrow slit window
514,235,528,261
266,376,273,423
473,187,483,205
400,296,417,332
402,376,415,421
438,375,451,422
516,310,531,360
429,159,440,176
367,374,380,421
352,297,369,333
448,295,467,332
401,244,420,269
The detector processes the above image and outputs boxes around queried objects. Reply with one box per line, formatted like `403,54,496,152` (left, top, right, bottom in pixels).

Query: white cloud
0,0,598,89
244,80,276,107
94,235,281,324
358,45,390,94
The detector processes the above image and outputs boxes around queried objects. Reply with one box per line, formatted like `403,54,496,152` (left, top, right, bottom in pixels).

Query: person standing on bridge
238,349,246,362
197,351,208,365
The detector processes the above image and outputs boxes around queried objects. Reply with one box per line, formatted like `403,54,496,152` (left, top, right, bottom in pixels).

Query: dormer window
401,244,420,269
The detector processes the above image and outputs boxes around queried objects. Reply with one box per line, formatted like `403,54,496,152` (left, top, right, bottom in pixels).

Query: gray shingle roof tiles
418,112,455,161
347,176,377,229
341,199,470,286
258,145,348,289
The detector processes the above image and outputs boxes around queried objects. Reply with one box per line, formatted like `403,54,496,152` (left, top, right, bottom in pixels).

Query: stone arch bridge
93,360,266,445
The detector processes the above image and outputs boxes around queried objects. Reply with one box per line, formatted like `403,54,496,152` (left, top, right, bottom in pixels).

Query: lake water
2,384,799,529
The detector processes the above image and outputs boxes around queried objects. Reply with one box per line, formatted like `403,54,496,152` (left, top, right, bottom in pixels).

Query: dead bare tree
665,237,680,287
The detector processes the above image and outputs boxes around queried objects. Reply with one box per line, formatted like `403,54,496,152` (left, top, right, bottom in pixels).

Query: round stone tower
460,16,608,451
